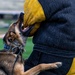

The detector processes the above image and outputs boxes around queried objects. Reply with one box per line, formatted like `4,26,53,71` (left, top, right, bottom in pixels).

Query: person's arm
23,0,46,27
23,0,46,35
23,0,56,35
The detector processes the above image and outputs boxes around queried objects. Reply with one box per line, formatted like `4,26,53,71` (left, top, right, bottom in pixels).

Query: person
23,0,75,75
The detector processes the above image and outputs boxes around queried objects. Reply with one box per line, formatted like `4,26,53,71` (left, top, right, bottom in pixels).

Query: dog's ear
15,12,24,29
18,12,24,22
15,12,24,26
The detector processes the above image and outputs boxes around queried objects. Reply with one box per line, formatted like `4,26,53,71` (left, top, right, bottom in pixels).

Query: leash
11,13,25,75
4,44,24,75
12,47,23,75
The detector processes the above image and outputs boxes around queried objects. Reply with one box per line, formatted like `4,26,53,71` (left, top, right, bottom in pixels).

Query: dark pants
24,50,73,75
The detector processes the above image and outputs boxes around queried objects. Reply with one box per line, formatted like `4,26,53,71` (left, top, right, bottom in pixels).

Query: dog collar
4,44,11,51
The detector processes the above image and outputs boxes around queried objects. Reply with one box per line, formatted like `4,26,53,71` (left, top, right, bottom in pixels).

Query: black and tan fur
0,52,62,75
0,13,62,75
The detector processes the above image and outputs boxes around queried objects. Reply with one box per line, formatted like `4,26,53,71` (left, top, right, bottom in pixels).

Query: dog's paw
53,62,62,68
39,62,62,71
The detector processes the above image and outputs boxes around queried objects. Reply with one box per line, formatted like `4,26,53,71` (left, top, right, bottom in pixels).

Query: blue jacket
33,0,75,57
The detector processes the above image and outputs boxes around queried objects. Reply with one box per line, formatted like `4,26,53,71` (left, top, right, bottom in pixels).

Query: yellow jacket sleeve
23,0,46,26
23,0,46,35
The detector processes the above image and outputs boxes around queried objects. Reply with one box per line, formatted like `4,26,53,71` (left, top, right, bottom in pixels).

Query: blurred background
0,0,33,59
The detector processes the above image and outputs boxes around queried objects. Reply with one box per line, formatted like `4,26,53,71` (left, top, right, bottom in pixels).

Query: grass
23,38,34,59
0,39,4,49
0,38,34,59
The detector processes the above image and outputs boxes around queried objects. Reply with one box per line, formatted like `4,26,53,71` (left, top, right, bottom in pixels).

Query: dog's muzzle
3,12,35,52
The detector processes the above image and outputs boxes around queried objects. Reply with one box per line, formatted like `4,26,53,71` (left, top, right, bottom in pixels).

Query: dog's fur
0,52,62,75
0,13,62,75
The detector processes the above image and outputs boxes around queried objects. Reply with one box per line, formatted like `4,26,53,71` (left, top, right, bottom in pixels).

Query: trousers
24,50,75,75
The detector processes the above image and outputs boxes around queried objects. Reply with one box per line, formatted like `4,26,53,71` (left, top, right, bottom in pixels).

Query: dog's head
3,13,33,52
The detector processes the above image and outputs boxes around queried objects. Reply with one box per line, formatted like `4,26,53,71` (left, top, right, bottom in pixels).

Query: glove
23,0,46,35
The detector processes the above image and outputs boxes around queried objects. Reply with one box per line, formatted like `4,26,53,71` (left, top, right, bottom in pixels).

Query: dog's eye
8,38,12,42
19,33,22,35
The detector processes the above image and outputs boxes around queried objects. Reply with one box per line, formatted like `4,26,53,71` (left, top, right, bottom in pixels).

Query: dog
0,13,62,75
0,52,62,75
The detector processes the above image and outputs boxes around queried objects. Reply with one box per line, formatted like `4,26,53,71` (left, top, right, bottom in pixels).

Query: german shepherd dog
0,13,62,75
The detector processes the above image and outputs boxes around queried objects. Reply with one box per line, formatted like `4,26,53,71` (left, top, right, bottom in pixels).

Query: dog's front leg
23,62,62,75
13,62,25,75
